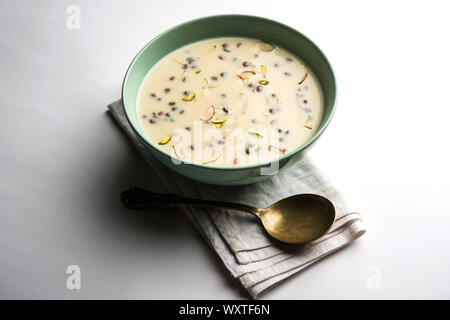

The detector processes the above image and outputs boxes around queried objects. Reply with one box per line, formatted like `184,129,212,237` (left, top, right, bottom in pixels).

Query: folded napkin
108,100,366,299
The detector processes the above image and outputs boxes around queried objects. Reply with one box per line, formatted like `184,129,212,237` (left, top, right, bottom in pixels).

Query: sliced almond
201,105,215,121
171,57,184,65
268,145,286,155
274,48,290,59
197,45,217,59
237,70,256,80
298,72,308,85
304,124,313,130
172,145,185,159
256,41,275,52
202,153,222,165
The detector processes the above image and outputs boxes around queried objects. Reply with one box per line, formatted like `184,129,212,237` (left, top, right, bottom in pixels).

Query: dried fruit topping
222,43,231,53
298,72,308,85
197,45,216,59
211,118,227,124
268,145,286,155
172,145,185,160
158,136,171,145
201,105,216,121
248,132,263,139
212,118,227,128
181,91,196,101
274,48,290,59
260,65,267,73
238,70,256,80
202,153,222,165
256,41,275,52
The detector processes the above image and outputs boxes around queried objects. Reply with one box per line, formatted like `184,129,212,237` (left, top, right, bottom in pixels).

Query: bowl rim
122,14,337,171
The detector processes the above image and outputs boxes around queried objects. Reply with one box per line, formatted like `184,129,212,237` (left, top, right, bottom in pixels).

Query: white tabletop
1,0,449,299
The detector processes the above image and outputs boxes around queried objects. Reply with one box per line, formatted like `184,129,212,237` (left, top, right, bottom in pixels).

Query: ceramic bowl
122,14,336,185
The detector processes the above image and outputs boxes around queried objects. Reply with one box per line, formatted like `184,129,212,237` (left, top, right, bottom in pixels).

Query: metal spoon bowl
121,188,336,244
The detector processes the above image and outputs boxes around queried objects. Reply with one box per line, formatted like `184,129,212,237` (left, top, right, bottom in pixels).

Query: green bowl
122,14,336,186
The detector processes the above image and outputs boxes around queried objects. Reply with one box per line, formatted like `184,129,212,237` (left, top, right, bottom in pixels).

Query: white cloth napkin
108,100,366,298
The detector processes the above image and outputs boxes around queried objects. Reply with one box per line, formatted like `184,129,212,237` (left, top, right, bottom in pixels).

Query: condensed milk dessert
137,37,323,166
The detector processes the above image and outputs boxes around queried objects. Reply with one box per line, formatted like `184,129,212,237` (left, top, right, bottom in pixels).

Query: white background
1,0,449,299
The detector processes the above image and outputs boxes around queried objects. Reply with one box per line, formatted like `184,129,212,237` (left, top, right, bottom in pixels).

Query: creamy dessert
137,37,322,166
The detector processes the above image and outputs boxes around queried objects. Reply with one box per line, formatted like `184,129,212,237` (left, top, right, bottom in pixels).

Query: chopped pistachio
212,118,227,129
223,48,231,53
182,91,196,101
158,136,171,145
195,70,201,74
248,132,263,139
258,80,269,85
260,65,267,73
211,118,227,124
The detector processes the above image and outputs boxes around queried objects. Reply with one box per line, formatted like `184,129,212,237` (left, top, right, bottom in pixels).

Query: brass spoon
121,187,335,244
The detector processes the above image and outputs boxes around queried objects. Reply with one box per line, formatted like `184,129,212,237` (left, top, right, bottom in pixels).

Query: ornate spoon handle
121,187,261,216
